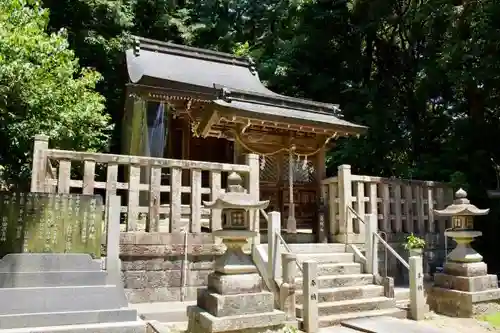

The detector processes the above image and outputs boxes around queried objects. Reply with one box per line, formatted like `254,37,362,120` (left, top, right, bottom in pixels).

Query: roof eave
214,102,367,136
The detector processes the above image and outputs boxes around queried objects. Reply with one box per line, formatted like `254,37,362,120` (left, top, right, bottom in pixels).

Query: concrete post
383,276,395,298
409,255,425,320
246,154,260,246
280,252,297,319
365,213,378,274
337,165,353,243
268,211,282,280
303,260,318,333
106,195,122,286
31,134,49,193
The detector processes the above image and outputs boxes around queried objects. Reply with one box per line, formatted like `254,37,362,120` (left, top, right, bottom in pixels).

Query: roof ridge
132,36,255,71
215,85,340,115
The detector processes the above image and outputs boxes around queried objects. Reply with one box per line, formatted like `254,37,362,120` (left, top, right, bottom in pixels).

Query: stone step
295,274,373,289
0,271,107,288
287,244,347,254
318,327,360,333
296,253,354,264
0,285,128,314
0,309,138,329
0,254,101,272
394,287,410,302
342,315,448,333
153,321,188,332
316,308,407,328
295,263,362,278
0,321,146,333
129,301,196,323
296,285,384,303
296,297,395,317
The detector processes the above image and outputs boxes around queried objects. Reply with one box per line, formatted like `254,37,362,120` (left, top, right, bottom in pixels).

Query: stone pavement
317,316,457,333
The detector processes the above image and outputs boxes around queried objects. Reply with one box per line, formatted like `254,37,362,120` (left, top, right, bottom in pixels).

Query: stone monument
429,188,500,317
187,172,287,333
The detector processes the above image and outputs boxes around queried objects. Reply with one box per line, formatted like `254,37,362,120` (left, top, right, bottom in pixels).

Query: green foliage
17,0,500,266
0,0,111,188
403,234,426,250
479,312,500,328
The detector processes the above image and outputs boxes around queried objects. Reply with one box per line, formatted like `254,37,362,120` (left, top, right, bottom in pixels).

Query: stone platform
187,272,286,333
429,261,500,317
0,253,145,333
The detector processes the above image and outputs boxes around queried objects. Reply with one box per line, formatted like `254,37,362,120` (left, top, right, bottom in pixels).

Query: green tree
0,0,112,188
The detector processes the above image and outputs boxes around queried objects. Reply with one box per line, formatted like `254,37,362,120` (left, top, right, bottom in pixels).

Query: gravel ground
424,309,500,332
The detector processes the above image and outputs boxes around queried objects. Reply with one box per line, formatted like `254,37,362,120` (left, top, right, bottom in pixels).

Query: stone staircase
0,253,145,333
283,244,407,328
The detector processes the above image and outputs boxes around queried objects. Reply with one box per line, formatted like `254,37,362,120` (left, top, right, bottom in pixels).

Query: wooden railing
30,134,260,233
321,164,454,243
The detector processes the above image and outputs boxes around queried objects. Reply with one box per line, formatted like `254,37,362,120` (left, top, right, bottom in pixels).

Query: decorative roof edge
131,35,258,75
215,84,341,115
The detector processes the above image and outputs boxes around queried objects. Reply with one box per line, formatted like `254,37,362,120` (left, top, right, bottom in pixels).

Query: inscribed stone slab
0,192,103,258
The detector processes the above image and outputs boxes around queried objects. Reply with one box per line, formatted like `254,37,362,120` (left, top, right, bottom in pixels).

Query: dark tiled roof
126,36,366,131
214,87,366,132
126,36,279,96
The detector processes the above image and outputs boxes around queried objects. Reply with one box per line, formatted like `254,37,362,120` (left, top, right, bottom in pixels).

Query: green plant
403,233,426,250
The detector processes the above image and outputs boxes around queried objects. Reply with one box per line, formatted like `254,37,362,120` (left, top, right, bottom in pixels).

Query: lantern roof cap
434,188,490,216
203,172,269,210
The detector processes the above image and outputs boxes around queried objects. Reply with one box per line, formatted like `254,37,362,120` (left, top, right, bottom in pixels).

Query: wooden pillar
181,118,191,186
316,147,327,243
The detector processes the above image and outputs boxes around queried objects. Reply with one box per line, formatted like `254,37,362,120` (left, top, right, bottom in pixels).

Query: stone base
208,272,262,295
443,262,488,277
429,287,500,317
198,290,274,317
187,306,286,333
434,273,498,292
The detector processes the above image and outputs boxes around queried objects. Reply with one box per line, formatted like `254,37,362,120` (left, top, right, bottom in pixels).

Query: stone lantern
203,172,269,274
433,188,489,263
430,188,500,318
187,172,287,333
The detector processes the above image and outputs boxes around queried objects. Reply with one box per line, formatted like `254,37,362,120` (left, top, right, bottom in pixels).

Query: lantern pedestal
429,189,500,317
187,172,288,333
444,230,483,263
212,230,259,275
187,229,286,333
430,260,500,317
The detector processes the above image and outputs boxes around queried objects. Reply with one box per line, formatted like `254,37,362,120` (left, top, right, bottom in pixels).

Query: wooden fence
30,135,260,234
321,165,454,243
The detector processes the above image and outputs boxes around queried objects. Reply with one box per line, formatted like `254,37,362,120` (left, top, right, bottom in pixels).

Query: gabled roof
126,36,281,97
126,36,366,134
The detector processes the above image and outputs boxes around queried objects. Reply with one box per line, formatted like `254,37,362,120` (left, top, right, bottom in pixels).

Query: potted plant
403,233,426,256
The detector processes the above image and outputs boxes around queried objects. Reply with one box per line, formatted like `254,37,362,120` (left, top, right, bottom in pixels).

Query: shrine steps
0,321,145,333
0,309,139,329
0,271,107,287
269,243,407,329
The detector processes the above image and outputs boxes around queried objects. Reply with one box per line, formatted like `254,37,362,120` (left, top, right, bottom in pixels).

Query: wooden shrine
122,36,366,235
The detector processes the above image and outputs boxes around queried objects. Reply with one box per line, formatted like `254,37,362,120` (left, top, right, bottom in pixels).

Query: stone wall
119,232,224,303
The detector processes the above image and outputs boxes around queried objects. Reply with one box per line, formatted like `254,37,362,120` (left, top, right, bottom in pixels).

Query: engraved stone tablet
0,192,103,258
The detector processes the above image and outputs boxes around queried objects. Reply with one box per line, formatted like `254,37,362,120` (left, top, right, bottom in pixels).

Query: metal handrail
374,232,410,269
378,231,389,277
348,206,365,224
275,232,303,273
260,209,269,223
347,206,409,273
